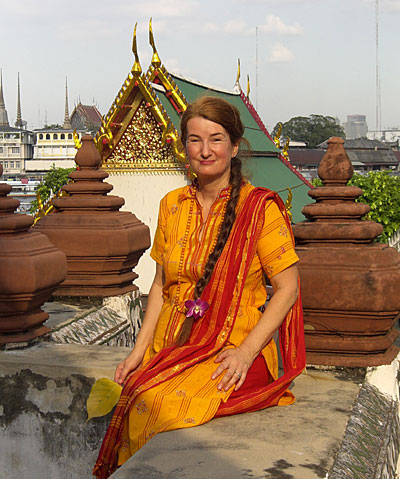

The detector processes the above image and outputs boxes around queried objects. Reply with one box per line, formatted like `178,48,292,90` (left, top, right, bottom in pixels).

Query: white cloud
267,43,295,62
203,19,252,35
259,15,302,34
133,0,199,17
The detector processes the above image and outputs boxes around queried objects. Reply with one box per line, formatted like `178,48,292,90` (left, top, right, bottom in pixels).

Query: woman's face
185,116,239,183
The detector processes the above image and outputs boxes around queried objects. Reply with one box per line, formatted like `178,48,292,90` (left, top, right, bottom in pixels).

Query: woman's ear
232,143,239,158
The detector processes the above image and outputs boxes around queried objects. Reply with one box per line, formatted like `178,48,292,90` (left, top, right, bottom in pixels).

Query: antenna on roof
149,18,161,68
132,22,142,74
375,0,381,136
255,26,259,109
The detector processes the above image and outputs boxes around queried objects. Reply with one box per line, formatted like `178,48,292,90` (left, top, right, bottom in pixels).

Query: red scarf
93,188,306,479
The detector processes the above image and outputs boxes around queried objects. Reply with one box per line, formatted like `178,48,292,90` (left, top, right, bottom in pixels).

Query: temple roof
95,23,312,222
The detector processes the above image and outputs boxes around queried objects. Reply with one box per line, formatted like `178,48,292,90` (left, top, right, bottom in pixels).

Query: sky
1,0,399,133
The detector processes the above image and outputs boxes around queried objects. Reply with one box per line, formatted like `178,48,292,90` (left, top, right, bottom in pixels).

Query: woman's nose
200,141,211,157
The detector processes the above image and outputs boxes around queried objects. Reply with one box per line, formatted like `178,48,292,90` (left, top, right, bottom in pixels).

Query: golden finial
246,74,250,97
285,187,293,222
131,23,142,74
149,18,161,67
73,129,82,149
282,136,290,160
273,122,283,148
235,58,241,88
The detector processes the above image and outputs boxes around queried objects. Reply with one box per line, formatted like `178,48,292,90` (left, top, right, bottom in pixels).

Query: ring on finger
234,371,242,378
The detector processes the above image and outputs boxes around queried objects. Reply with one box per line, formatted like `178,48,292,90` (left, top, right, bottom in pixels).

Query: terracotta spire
34,135,151,296
0,163,67,344
0,69,9,126
63,77,72,130
15,72,24,129
293,137,400,367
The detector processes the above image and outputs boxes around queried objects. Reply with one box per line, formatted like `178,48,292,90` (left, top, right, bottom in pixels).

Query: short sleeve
257,199,299,280
150,196,168,265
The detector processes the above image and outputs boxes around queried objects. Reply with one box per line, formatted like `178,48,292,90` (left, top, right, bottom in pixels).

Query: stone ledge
111,368,361,479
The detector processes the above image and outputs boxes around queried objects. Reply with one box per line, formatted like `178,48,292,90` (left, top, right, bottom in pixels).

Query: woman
93,97,305,479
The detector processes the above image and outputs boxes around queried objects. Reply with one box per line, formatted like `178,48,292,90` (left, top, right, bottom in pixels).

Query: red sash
93,188,306,479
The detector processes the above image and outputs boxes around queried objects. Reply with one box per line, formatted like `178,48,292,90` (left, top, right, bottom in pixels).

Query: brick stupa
34,135,150,297
0,165,67,344
293,137,400,367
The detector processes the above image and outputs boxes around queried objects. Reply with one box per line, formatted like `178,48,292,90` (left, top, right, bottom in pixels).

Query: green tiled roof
244,156,310,223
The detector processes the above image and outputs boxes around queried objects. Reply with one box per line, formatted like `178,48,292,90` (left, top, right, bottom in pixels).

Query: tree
312,172,400,243
272,115,345,148
30,165,75,214
349,171,400,243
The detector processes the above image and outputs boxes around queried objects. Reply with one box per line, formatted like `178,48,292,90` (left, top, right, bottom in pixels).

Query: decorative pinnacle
15,73,23,129
246,74,250,97
0,69,9,126
149,18,161,67
63,77,72,130
235,58,241,89
131,23,142,74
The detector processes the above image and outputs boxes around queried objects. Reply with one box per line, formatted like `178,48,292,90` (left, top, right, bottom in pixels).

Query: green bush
30,165,75,214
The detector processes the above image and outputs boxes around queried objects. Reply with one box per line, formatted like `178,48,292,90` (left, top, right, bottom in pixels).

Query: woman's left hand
212,345,256,392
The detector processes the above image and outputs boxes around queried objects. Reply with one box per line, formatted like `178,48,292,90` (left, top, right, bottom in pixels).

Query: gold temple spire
149,18,161,68
246,74,250,97
235,58,241,88
131,23,142,74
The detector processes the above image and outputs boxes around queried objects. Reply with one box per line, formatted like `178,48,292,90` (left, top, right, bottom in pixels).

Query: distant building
25,128,85,181
71,103,102,135
0,73,33,180
0,126,34,180
26,80,85,180
289,138,399,179
344,115,368,139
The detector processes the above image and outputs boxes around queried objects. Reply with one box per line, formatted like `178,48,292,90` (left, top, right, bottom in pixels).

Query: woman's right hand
114,351,144,385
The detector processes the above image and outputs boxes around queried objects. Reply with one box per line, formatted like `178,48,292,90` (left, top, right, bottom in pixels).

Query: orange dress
117,182,299,464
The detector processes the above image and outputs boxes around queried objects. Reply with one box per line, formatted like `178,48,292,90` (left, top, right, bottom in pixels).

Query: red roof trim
239,91,313,189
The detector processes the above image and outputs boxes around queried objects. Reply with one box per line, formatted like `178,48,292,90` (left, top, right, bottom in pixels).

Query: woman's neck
196,174,230,204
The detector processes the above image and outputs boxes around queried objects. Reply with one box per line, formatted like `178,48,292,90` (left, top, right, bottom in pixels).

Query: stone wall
0,343,128,479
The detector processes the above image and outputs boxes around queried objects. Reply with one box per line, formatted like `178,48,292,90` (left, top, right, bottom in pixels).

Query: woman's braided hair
177,96,246,345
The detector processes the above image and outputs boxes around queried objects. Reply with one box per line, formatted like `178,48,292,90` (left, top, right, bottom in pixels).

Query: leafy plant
30,165,75,214
349,171,400,243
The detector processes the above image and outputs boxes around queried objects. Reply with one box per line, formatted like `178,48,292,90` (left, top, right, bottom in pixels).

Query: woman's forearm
130,263,164,358
239,265,299,361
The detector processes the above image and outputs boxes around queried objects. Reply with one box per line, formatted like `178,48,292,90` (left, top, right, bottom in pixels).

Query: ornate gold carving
33,189,68,225
149,18,161,68
246,74,250,97
95,22,188,173
273,122,282,149
73,129,81,149
103,101,185,173
146,64,188,114
285,187,293,222
131,23,142,74
235,58,241,88
282,136,290,161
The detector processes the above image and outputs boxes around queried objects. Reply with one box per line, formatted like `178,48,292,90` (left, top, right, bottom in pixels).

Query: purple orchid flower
184,298,209,320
